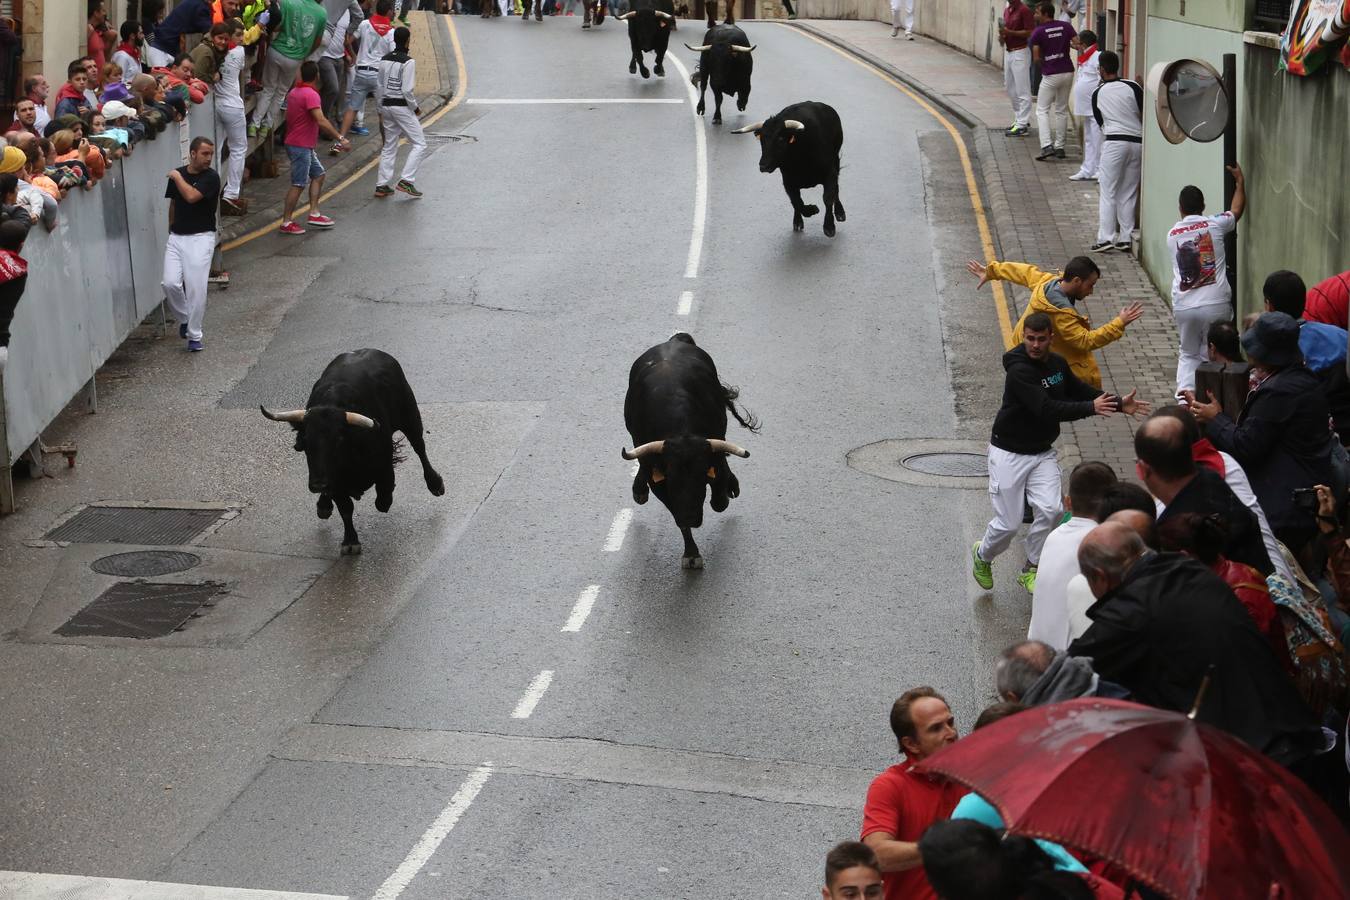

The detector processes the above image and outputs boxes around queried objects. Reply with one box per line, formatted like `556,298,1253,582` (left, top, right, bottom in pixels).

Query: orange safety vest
212,0,226,24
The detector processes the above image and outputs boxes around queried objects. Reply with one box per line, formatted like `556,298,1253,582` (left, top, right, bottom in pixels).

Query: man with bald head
1134,409,1272,574
1068,521,1319,766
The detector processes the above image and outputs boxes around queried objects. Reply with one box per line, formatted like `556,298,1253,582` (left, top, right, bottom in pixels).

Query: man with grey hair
1068,521,1321,766
995,639,1126,706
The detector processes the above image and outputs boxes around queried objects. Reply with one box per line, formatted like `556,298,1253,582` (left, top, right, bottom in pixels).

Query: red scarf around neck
1077,44,1097,65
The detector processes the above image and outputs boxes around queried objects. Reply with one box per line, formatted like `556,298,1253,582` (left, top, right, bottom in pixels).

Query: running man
374,26,427,198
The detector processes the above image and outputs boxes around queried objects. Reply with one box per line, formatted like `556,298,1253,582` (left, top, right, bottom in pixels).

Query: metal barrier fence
0,100,219,513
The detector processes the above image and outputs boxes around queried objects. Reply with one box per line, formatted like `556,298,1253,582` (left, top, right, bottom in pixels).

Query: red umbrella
915,698,1350,899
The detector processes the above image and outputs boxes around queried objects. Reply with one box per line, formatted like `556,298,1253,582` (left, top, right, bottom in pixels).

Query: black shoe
1035,145,1055,161
1055,148,1065,159
1088,240,1114,253
1113,241,1132,253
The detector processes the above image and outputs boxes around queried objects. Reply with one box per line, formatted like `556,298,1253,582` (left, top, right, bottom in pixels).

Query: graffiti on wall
1281,0,1350,75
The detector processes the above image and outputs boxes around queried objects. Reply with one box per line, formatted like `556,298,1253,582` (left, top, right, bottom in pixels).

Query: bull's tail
721,382,761,434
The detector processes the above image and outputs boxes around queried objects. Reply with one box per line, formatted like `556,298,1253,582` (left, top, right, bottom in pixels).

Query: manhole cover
55,581,224,639
900,452,988,477
45,506,226,545
424,133,477,143
90,550,202,577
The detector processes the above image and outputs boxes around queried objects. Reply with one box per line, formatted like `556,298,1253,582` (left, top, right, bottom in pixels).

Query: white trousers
1075,115,1101,176
1096,139,1141,243
1035,71,1072,149
890,0,913,32
378,105,428,186
979,445,1062,567
216,104,247,200
163,232,215,342
256,48,303,130
1175,301,1232,394
1004,47,1031,127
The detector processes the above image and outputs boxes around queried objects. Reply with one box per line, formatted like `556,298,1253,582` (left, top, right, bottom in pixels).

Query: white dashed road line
666,53,707,279
0,873,346,900
603,508,634,552
466,98,685,104
511,670,555,719
676,290,694,316
561,585,602,633
369,763,495,900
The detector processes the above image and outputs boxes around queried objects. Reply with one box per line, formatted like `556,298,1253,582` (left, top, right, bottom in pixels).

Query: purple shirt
1030,20,1077,76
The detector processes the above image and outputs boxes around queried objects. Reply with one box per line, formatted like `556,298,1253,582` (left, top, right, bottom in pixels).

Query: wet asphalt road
1,16,1025,899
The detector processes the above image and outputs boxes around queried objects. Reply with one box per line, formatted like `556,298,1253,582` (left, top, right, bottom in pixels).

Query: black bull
687,24,754,126
619,0,676,78
261,349,445,555
622,333,758,569
733,101,846,237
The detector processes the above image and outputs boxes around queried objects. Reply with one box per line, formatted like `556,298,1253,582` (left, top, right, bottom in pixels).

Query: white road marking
666,54,707,279
676,290,694,315
603,507,634,552
369,763,494,900
0,871,345,899
511,670,555,719
466,98,685,104
629,460,641,477
561,585,602,633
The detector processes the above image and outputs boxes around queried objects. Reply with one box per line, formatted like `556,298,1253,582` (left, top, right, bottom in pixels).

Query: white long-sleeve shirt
214,45,246,110
1028,516,1098,650
353,18,395,69
1090,77,1143,139
1071,46,1100,115
376,53,417,106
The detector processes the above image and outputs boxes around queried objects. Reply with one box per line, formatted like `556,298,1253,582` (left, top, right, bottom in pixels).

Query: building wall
1241,38,1350,317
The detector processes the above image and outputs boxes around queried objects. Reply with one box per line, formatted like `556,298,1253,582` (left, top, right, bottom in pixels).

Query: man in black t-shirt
163,135,220,352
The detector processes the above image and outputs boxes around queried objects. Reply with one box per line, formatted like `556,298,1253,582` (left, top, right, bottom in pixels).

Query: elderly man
1068,521,1320,764
860,687,965,900
996,639,1126,706
23,76,51,133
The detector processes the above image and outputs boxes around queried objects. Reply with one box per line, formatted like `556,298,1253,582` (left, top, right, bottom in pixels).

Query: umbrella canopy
915,698,1350,899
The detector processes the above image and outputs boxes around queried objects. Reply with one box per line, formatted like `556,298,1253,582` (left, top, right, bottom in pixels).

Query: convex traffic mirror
1147,58,1229,144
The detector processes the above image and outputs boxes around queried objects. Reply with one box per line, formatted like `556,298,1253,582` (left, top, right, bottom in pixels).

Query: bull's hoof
640,67,650,79
629,61,637,74
801,204,819,218
696,103,704,116
341,542,362,556
835,205,846,222
317,496,333,519
426,472,446,496
375,494,393,512
710,493,729,512
793,216,804,232
654,63,665,76
824,220,837,237
681,555,704,570
633,486,649,505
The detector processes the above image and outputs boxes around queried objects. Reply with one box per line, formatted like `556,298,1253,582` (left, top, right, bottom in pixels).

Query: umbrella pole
1187,665,1216,720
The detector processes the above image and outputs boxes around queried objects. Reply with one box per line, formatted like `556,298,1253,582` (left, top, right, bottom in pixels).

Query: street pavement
0,15,1071,900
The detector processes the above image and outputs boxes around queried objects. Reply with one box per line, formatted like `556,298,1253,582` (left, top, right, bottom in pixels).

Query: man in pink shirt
280,60,350,235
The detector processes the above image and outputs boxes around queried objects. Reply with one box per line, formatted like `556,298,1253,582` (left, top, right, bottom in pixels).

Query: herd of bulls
261,12,847,566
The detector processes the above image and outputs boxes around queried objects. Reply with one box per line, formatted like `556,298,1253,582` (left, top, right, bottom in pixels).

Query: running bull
618,0,676,79
733,101,846,237
623,333,757,569
685,24,754,126
261,349,445,555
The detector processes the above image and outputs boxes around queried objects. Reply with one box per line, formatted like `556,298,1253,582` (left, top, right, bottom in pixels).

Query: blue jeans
286,145,325,187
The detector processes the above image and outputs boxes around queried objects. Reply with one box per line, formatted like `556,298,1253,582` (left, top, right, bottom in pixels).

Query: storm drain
45,506,225,546
55,581,224,639
90,550,202,577
900,452,988,478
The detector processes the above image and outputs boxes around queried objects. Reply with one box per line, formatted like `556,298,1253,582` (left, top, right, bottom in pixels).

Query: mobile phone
1292,487,1319,513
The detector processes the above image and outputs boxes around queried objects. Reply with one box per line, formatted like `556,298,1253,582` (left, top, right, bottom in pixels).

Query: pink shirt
284,84,322,149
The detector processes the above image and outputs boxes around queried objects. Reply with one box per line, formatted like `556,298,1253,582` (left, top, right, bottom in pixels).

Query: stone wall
795,0,1007,66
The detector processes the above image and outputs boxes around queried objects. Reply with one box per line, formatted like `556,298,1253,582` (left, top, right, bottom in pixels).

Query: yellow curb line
780,24,1015,350
221,14,469,253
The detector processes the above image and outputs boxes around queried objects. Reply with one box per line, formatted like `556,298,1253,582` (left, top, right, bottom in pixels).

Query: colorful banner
1281,0,1350,75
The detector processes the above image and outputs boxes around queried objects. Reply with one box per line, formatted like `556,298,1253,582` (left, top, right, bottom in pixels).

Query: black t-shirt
165,165,220,235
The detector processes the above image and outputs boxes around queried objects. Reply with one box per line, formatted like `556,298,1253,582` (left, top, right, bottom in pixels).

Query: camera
1292,487,1320,513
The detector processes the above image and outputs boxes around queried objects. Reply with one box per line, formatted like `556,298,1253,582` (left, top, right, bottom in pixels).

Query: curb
780,21,985,131
219,14,459,245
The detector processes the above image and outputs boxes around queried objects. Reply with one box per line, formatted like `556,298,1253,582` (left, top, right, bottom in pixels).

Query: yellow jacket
992,261,1124,389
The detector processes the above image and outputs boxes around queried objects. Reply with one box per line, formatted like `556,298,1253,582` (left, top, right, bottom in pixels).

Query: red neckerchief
1077,44,1097,65
117,40,141,62
1192,438,1226,478
369,14,393,36
0,248,28,283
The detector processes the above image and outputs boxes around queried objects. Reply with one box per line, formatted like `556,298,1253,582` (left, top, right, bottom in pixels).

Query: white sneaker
0,345,7,374
890,26,899,36
1069,171,1091,181
906,31,914,40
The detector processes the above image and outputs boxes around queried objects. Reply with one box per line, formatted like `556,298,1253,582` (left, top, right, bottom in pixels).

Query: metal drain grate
900,452,988,477
55,581,224,639
90,550,202,577
45,506,224,545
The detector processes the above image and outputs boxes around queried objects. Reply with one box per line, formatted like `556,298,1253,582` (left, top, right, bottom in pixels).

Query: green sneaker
1017,565,1037,594
396,179,423,198
971,542,993,590
374,184,394,198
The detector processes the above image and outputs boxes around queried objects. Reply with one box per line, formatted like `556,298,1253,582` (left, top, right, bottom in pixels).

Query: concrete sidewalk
794,19,1179,476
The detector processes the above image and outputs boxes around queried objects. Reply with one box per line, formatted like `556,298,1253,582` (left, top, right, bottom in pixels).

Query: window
1253,0,1294,31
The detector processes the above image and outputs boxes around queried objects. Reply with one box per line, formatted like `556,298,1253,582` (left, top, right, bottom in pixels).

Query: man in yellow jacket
967,256,1143,389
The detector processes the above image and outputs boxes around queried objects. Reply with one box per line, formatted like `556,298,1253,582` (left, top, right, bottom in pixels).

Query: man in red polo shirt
860,686,965,900
999,0,1036,136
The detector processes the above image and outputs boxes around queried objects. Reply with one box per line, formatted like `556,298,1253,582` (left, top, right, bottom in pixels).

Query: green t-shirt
272,0,330,61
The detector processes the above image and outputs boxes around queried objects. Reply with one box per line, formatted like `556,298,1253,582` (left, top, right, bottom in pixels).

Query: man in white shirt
1167,164,1245,394
374,26,427,198
336,0,395,149
1028,460,1117,649
215,21,249,215
1088,51,1143,254
1068,29,1100,181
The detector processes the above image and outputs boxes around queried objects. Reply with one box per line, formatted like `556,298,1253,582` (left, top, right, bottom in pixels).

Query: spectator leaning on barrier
190,22,232,85
215,19,249,216
0,174,30,226
164,136,221,353
54,61,93,120
101,62,131,103
0,218,30,373
112,20,146,83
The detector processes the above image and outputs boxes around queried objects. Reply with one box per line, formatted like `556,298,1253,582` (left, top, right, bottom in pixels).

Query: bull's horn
345,412,379,429
784,119,805,131
684,42,711,51
654,10,673,18
708,439,750,458
617,10,635,18
260,405,305,423
621,441,665,460
731,44,756,52
731,120,764,134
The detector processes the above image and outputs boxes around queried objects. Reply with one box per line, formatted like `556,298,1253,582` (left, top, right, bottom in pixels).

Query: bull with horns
261,349,445,556
618,0,676,78
685,23,754,125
